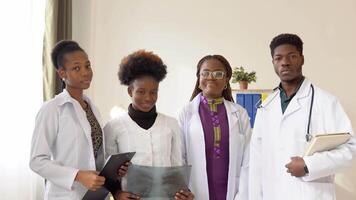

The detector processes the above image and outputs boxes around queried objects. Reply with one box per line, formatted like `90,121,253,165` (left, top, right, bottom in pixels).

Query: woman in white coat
178,55,252,200
29,40,106,200
104,50,194,200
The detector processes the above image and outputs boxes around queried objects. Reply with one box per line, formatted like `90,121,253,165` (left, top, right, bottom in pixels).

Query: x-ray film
126,165,191,198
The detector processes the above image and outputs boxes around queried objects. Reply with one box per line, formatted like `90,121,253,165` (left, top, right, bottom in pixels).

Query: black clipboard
82,152,136,200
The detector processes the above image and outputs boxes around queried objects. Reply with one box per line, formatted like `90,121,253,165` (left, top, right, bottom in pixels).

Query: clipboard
82,152,136,200
304,133,351,156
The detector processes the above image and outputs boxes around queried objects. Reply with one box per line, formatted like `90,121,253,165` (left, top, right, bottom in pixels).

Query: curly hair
190,55,234,102
270,33,303,57
51,40,84,69
118,50,167,85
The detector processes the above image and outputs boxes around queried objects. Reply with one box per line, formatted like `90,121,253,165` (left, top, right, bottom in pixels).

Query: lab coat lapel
282,79,311,119
225,100,239,134
189,94,209,196
189,94,206,147
282,97,302,119
224,100,239,199
73,101,92,143
62,90,92,143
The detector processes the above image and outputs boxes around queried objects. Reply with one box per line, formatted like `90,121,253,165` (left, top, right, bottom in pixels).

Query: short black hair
118,50,167,85
270,33,303,57
51,40,84,69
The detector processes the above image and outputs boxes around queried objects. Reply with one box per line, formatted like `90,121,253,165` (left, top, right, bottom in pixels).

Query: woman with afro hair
104,50,194,200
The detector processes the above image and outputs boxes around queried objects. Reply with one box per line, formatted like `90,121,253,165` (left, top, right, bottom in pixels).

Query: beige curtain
43,0,72,101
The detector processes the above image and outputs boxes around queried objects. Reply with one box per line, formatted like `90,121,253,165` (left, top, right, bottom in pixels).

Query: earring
224,85,227,90
62,78,65,82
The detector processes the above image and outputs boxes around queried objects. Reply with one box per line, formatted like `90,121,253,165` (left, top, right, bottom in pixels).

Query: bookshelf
231,89,273,128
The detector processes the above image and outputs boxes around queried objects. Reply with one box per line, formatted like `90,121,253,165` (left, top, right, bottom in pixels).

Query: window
0,1,45,199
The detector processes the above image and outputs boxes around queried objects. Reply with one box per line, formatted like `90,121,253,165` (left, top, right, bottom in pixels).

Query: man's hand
285,156,307,177
175,189,194,200
114,191,140,200
117,162,131,177
75,170,105,191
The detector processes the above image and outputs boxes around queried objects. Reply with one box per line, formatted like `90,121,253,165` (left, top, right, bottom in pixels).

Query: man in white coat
249,33,356,200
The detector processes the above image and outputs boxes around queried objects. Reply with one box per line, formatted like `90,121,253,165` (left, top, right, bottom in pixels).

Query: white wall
73,0,356,199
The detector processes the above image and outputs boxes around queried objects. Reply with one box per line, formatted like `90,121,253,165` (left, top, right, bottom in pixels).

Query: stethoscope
306,84,315,142
264,84,314,142
263,84,315,142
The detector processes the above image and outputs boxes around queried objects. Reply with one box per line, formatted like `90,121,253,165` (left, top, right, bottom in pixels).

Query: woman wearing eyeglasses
178,55,252,200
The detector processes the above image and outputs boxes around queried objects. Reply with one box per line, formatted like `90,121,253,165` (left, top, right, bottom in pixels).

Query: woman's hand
175,189,194,200
117,162,131,177
115,191,140,200
75,170,105,191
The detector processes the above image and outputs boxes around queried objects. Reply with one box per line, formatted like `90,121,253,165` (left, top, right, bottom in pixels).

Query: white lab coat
104,112,182,167
104,112,183,194
178,93,251,200
30,90,105,200
249,78,356,200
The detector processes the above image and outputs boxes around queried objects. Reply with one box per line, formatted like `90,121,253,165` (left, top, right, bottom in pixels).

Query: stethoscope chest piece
305,133,313,142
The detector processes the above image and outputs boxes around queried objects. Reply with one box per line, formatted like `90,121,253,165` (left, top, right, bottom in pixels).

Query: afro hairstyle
118,50,167,85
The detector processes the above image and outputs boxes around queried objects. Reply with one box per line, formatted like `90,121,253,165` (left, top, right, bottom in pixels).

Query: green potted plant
231,66,257,90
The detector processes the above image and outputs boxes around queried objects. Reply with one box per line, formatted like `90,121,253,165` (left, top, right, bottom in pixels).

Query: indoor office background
1,0,355,199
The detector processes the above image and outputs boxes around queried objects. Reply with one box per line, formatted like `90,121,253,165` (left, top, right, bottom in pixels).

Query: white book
304,133,351,156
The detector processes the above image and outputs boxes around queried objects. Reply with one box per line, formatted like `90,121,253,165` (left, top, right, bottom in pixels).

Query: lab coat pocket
295,137,309,156
310,112,325,134
235,165,249,200
301,181,335,200
58,116,74,133
236,134,245,163
48,184,73,199
58,116,78,148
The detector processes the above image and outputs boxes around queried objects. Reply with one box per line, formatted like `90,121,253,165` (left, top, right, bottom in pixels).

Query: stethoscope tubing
306,84,314,142
258,83,315,142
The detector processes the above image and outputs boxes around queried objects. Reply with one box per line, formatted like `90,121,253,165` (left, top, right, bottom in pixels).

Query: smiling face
272,44,304,83
58,50,93,91
128,75,159,112
199,59,228,99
